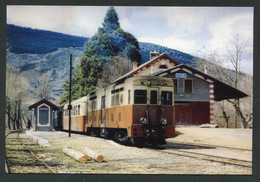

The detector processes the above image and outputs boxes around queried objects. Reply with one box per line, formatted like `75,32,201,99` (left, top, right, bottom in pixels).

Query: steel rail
5,130,57,174
16,132,57,173
5,130,25,173
168,141,252,152
154,148,252,169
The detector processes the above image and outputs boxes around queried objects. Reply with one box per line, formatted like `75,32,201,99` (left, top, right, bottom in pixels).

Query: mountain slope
6,24,198,102
7,24,88,54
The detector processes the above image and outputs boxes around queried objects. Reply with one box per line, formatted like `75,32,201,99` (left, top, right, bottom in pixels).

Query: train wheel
131,137,144,147
114,130,129,145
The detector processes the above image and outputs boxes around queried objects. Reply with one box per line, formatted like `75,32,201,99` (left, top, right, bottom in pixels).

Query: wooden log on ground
199,124,218,128
83,146,104,163
62,148,89,163
26,131,50,147
37,138,51,147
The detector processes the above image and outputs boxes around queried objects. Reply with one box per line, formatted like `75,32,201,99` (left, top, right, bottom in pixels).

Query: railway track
162,149,252,168
168,141,252,152
5,130,57,174
146,143,252,169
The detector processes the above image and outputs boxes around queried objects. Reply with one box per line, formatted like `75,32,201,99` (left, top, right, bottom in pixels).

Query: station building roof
152,64,248,101
111,52,248,101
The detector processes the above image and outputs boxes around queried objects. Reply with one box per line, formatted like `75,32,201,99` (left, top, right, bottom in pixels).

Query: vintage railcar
62,76,175,146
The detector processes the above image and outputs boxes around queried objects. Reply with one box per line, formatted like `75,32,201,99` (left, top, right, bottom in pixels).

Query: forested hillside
7,24,88,54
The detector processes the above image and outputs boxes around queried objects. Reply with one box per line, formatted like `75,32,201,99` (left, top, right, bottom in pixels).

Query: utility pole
67,47,75,137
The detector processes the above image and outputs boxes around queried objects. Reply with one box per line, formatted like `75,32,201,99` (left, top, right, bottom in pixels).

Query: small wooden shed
28,98,60,131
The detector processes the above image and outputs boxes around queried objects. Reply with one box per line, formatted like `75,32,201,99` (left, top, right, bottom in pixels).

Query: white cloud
208,12,253,51
7,6,108,37
206,12,253,74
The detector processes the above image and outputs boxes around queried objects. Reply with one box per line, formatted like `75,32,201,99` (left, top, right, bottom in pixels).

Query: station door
175,102,210,125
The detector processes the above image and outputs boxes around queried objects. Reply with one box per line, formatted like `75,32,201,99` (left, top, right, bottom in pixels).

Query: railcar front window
150,90,157,104
134,90,147,104
161,91,172,105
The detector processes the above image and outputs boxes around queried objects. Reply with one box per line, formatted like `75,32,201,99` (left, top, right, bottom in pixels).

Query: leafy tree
123,45,141,63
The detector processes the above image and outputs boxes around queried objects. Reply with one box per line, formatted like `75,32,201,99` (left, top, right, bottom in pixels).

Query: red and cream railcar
63,76,175,146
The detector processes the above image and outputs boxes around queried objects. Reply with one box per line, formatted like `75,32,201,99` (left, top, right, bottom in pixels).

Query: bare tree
196,31,253,128
35,73,51,99
6,66,31,130
97,56,132,88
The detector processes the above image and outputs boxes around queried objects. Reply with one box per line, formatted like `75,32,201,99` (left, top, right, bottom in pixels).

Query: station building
28,98,60,131
113,51,247,125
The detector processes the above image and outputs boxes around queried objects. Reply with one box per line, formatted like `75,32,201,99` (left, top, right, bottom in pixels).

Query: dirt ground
171,127,252,149
6,127,252,174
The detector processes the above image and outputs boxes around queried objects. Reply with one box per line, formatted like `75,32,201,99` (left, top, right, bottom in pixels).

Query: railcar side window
111,95,114,107
120,95,123,104
150,90,157,104
91,100,97,110
161,91,172,105
134,90,147,104
128,90,131,104
115,94,120,106
101,96,106,109
78,105,80,115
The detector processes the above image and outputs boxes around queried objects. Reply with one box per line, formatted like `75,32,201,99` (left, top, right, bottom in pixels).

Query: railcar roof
63,96,88,107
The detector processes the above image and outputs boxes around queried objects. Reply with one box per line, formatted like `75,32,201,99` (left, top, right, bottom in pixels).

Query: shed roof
153,64,248,101
28,98,60,110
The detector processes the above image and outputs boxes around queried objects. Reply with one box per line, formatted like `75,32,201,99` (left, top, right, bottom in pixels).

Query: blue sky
7,6,253,74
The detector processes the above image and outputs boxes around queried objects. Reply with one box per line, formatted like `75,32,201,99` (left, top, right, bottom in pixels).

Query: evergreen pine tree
59,7,141,104
102,7,120,33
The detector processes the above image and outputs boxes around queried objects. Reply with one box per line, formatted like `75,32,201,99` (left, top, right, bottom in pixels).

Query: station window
159,65,167,69
173,79,178,93
150,90,157,104
184,79,193,93
134,90,147,104
161,91,172,105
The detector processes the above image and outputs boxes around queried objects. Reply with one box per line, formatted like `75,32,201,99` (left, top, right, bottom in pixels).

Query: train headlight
140,117,147,125
160,118,167,125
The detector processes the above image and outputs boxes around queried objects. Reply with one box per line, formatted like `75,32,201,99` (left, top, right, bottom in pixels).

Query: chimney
132,62,138,70
150,50,159,60
204,65,208,74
